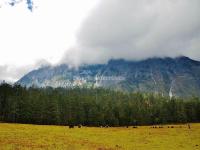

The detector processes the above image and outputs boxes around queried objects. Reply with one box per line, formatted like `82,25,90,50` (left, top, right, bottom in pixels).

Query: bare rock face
17,56,200,98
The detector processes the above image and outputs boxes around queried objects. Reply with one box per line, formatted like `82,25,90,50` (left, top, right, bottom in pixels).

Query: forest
0,83,200,126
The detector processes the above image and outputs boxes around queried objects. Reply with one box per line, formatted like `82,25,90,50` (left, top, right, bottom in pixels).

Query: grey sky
1,0,200,81
0,0,98,81
62,0,200,65
0,59,50,82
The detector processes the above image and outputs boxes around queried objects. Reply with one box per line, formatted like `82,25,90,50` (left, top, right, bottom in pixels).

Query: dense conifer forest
0,83,200,126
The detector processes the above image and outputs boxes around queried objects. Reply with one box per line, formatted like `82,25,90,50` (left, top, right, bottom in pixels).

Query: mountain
17,56,200,98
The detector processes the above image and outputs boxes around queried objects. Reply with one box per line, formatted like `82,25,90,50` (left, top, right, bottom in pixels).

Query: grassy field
0,123,200,150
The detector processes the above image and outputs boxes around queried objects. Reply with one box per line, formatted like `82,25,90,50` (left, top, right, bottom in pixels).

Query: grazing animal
188,124,191,129
105,125,109,128
115,145,122,148
78,124,82,128
69,125,74,129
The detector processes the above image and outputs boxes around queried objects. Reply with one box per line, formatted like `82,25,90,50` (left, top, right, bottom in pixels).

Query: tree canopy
0,83,200,126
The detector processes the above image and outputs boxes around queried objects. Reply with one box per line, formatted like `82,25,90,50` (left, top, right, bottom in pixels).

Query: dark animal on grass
116,145,122,148
188,124,191,129
69,125,74,129
105,125,109,128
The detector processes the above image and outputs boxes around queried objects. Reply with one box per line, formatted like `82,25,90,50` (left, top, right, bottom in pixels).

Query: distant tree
0,83,200,126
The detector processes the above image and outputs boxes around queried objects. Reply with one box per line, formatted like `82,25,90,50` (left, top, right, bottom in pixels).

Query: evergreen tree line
0,83,200,126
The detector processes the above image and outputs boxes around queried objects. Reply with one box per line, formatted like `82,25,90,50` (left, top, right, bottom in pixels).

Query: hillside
17,56,200,98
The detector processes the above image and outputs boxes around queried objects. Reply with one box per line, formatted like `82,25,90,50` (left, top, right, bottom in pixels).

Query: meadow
0,123,200,150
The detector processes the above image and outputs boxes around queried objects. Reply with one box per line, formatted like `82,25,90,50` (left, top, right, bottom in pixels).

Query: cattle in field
188,124,191,129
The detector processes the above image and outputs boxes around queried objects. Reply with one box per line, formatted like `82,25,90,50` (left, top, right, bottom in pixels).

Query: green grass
0,123,200,150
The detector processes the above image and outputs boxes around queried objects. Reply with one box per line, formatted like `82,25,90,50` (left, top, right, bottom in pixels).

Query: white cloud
1,0,200,81
0,59,49,81
62,0,200,65
0,0,99,81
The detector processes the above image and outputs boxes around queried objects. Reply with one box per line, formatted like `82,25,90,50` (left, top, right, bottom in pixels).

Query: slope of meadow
0,123,200,150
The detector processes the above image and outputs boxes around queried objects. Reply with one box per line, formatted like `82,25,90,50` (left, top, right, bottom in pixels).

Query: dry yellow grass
0,123,200,150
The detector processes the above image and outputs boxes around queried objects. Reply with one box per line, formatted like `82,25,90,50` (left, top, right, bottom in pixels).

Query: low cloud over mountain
0,59,50,82
62,0,200,65
18,57,200,98
1,0,200,81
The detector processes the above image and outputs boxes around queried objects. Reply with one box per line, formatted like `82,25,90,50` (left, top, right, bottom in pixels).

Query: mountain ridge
17,56,200,98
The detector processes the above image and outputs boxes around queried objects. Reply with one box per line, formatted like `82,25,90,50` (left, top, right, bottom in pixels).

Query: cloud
0,59,50,82
0,0,100,81
62,0,200,65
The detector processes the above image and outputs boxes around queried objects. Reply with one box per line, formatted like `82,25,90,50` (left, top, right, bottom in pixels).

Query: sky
0,0,100,81
0,0,200,82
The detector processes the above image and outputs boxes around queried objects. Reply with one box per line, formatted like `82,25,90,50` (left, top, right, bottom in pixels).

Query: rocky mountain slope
17,56,200,98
